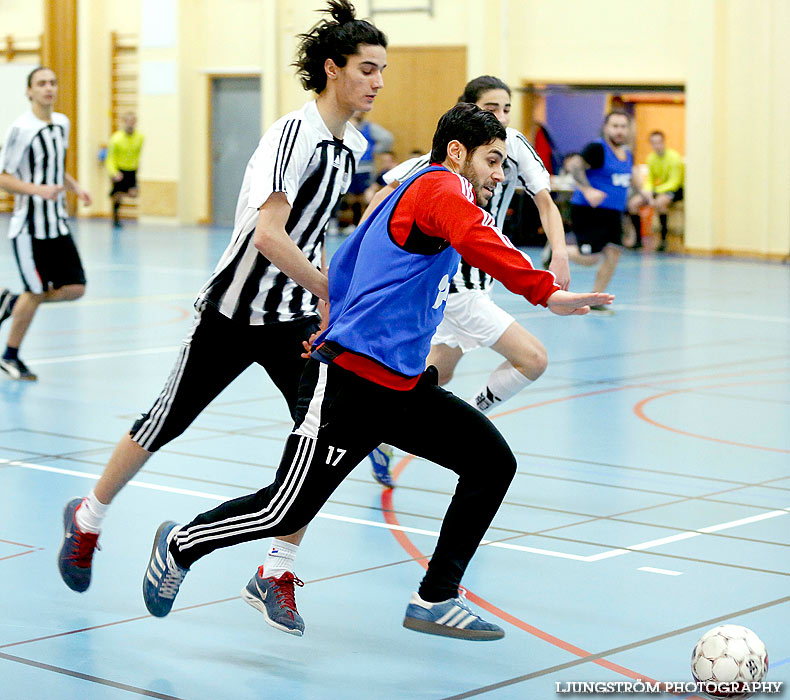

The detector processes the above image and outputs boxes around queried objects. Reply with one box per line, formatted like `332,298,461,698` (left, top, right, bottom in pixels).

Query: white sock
469,363,532,414
74,490,109,534
410,591,452,608
262,539,299,578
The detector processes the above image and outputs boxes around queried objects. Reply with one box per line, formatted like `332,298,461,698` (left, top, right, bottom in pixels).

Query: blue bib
315,166,461,378
571,138,632,211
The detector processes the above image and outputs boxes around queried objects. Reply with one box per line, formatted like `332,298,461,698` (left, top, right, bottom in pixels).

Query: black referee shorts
571,204,624,255
12,231,86,294
130,306,319,452
172,359,517,602
110,170,137,196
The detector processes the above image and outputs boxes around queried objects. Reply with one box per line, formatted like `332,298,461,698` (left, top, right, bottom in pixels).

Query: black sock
659,214,668,239
113,200,121,223
3,346,19,361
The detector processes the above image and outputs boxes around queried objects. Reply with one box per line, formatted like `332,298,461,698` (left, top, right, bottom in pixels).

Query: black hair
430,103,507,163
27,66,54,88
649,129,665,139
457,75,511,105
294,0,387,94
603,109,631,125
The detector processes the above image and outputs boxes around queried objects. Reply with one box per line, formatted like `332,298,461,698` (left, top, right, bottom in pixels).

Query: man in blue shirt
141,104,613,641
545,111,643,313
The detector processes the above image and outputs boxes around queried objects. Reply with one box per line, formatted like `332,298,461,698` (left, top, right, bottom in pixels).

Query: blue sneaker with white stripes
402,591,505,640
142,521,188,617
368,444,395,488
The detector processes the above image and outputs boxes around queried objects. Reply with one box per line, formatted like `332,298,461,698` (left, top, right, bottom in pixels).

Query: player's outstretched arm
546,289,614,316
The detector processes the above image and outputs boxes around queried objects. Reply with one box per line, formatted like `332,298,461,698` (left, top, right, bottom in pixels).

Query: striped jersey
0,111,71,240
384,127,549,293
196,100,367,324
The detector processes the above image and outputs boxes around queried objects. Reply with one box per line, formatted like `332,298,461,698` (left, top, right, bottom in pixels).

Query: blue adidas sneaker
58,498,100,592
403,591,505,641
241,567,305,636
368,444,395,488
142,521,188,617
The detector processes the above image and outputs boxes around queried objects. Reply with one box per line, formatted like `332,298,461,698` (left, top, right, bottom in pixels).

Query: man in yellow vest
628,130,683,251
106,112,143,229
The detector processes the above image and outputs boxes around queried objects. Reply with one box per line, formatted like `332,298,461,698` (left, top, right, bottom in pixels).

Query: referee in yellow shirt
628,130,683,251
106,112,143,229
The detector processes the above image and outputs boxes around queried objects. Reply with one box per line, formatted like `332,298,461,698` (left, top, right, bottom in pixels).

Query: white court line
28,346,179,366
510,304,790,324
4,459,788,563
637,567,683,576
600,304,790,325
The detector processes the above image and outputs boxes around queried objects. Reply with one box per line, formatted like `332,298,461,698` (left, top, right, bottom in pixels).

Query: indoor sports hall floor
0,218,788,700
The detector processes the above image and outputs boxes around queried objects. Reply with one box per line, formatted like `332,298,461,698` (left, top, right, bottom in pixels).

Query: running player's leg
58,307,256,592
2,234,86,380
246,315,318,633
468,321,547,414
145,361,383,616
384,374,516,639
593,243,622,292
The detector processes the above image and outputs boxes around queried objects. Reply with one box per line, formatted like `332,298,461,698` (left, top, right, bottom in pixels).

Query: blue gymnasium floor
0,217,788,700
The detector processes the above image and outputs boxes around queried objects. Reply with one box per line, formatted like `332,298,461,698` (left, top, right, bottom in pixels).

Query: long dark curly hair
293,1,387,94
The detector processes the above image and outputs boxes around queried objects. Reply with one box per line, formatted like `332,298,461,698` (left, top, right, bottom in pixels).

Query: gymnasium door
210,77,261,226
368,46,466,162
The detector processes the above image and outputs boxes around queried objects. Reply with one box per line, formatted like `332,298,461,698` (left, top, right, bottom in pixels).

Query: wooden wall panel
43,0,78,213
139,180,178,216
367,46,466,162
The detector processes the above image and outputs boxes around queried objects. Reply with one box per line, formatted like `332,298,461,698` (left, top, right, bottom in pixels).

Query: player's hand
301,301,329,358
583,187,607,208
548,252,571,290
112,173,123,182
301,330,321,359
37,184,64,200
77,189,92,206
546,289,614,316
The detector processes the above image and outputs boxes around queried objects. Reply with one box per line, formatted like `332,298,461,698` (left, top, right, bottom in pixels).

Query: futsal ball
691,625,768,698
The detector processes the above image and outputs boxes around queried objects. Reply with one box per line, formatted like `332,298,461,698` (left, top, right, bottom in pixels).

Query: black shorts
12,232,86,294
110,170,137,195
130,306,319,452
570,205,624,255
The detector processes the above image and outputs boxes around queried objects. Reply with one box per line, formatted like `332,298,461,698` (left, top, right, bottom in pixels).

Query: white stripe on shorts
177,433,316,551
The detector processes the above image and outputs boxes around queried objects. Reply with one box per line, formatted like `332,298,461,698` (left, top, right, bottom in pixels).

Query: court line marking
440,595,790,700
26,346,179,366
637,566,683,576
4,458,788,565
0,650,184,700
634,379,790,454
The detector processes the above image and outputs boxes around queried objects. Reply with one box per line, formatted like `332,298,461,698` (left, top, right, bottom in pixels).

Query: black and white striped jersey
384,127,549,293
0,111,71,240
197,100,367,325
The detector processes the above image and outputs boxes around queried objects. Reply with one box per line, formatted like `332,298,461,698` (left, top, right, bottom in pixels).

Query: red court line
489,366,790,421
0,550,37,563
0,537,40,548
634,379,790,454
381,464,668,687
